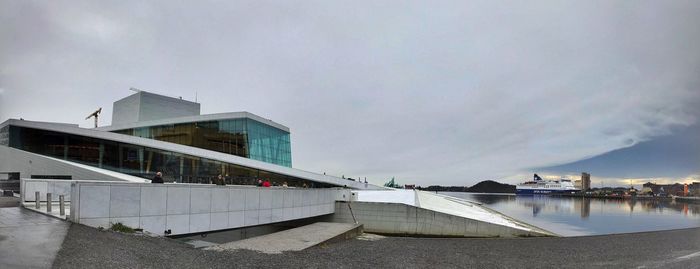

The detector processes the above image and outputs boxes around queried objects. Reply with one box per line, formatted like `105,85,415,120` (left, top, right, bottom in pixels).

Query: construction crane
86,107,102,128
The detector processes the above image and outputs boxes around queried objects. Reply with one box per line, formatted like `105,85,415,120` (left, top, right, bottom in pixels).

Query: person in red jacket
262,180,271,187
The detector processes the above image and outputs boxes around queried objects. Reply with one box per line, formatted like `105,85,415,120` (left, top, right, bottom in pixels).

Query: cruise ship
516,174,580,195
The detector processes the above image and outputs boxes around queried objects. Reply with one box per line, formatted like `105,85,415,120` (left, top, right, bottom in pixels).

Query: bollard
59,195,65,216
35,191,40,209
46,193,52,212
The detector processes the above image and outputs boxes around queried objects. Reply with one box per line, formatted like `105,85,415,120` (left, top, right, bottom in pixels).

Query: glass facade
112,118,291,167
7,126,327,188
0,125,8,146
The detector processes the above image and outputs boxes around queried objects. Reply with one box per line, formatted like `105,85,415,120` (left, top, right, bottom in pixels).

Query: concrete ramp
340,189,556,237
206,222,362,254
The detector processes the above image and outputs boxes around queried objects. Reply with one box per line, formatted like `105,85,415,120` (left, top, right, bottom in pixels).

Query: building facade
0,91,377,190
111,90,201,125
110,117,291,167
4,124,299,185
581,172,591,190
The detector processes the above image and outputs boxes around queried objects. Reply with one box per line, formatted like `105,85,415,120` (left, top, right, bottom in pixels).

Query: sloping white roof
4,119,383,190
49,155,149,183
354,189,545,232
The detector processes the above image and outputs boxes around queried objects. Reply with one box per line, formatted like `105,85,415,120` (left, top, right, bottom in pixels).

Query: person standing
262,180,271,187
152,172,164,184
215,174,225,186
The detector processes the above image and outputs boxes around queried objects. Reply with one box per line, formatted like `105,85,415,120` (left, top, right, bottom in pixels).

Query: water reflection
440,192,700,236
465,194,700,217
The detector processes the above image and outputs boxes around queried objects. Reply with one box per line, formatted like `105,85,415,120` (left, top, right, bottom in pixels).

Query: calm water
440,192,700,236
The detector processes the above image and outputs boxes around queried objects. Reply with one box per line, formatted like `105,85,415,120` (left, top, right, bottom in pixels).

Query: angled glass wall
112,118,291,167
7,126,325,188
247,119,291,167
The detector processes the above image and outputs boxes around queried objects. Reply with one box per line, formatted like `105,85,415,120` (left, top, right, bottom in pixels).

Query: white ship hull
516,174,580,195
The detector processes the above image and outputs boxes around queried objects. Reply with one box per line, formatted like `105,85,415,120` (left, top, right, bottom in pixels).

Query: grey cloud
1,0,699,186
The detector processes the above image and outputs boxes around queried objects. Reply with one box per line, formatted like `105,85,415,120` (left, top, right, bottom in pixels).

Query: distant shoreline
436,191,700,203
552,193,700,202
437,191,516,195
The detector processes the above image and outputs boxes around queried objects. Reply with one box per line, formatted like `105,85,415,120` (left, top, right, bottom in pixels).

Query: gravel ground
53,224,700,269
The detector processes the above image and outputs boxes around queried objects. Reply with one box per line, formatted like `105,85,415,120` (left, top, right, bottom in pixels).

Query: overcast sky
1,1,699,186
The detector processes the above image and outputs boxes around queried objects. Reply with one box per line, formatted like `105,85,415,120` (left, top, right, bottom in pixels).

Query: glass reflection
112,118,291,167
8,126,326,188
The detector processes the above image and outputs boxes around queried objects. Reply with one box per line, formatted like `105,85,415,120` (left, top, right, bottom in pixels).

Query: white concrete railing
21,178,72,202
69,181,350,236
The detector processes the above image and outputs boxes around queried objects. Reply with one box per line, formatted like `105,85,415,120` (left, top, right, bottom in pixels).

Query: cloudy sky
1,1,699,187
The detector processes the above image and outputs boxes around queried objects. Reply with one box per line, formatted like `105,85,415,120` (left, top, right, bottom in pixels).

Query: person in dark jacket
215,174,225,186
152,172,164,184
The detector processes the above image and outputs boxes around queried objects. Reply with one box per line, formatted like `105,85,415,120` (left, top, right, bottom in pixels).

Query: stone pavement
22,202,71,220
0,196,19,208
207,222,363,254
0,207,70,268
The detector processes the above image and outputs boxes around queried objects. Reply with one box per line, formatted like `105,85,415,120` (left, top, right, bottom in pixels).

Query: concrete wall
20,179,72,202
69,182,343,236
111,93,141,125
138,92,200,123
328,201,547,237
112,91,200,125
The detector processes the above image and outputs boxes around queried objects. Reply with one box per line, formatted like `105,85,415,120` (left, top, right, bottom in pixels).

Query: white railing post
46,193,52,212
59,195,65,216
35,191,40,209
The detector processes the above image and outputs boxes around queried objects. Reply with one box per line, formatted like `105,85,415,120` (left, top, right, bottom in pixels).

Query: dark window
67,135,100,165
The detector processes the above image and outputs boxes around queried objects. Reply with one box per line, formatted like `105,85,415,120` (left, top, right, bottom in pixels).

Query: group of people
151,172,302,188
256,179,271,187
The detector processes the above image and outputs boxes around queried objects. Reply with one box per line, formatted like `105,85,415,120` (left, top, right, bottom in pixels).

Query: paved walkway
22,202,71,220
0,196,19,208
208,222,363,253
0,207,70,268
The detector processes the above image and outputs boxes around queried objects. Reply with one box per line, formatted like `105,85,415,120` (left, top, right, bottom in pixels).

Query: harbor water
440,192,700,236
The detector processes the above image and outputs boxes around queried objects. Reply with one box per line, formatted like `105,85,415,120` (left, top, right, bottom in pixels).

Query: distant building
690,182,700,196
581,172,591,190
642,182,688,196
